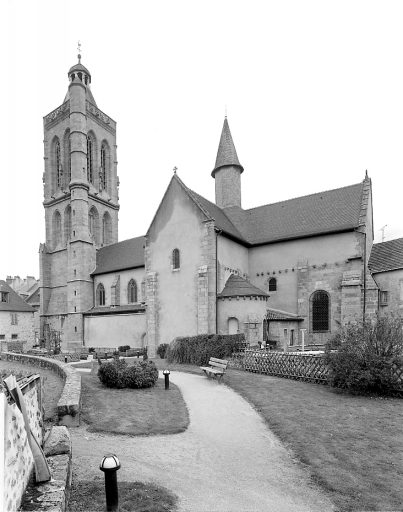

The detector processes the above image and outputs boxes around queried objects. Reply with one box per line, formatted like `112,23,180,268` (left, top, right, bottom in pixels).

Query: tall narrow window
87,135,93,183
102,212,112,246
290,329,295,346
268,278,277,291
100,144,107,190
53,210,62,248
172,248,180,269
64,129,71,187
0,292,9,303
96,283,105,306
128,279,137,303
68,137,71,184
56,141,62,188
311,290,330,332
64,205,72,244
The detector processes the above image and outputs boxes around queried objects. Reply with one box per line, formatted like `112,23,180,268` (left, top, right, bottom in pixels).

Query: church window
0,291,9,303
172,248,180,270
290,329,295,346
128,279,138,303
97,283,105,306
102,212,112,246
310,290,330,332
100,144,107,190
53,210,62,248
268,278,277,292
88,207,100,244
64,205,72,245
55,141,62,188
87,135,94,183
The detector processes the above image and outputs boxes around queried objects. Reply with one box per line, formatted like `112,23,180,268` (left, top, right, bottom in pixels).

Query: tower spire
211,117,243,177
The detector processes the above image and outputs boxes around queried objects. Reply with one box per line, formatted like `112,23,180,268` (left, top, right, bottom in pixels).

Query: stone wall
2,374,43,512
1,353,81,427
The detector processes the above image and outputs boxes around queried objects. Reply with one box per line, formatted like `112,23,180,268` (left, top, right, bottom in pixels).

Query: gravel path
70,371,335,512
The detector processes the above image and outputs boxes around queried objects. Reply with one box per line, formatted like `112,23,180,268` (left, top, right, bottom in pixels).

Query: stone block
44,426,71,456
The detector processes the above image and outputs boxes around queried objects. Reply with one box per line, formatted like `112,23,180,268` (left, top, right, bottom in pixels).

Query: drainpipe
357,228,367,321
214,228,222,334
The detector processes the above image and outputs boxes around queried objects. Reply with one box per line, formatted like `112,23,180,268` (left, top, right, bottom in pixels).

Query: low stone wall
2,374,43,512
1,352,81,427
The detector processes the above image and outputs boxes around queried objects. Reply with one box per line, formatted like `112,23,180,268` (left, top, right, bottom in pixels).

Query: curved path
71,371,335,511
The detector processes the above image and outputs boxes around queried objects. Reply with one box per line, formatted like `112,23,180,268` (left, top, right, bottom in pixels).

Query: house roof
266,307,304,321
368,237,403,273
92,236,146,276
83,304,146,316
26,288,40,305
212,118,244,177
218,274,268,298
0,281,36,313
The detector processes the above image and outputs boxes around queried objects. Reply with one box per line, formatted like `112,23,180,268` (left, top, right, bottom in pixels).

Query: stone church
39,57,402,357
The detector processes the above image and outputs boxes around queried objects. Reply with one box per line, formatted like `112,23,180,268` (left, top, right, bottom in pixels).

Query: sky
1,0,402,280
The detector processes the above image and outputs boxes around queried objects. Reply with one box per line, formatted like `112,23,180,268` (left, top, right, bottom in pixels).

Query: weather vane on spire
225,104,227,118
77,41,82,63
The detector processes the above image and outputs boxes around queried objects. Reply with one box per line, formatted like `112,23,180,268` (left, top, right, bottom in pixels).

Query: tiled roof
83,304,146,316
218,274,268,298
266,308,304,321
212,118,243,177
92,236,146,276
26,288,40,305
188,181,365,246
368,237,403,273
0,281,36,313
225,182,365,245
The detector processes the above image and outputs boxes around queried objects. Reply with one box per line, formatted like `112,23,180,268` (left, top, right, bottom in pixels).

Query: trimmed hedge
98,358,158,389
166,333,246,366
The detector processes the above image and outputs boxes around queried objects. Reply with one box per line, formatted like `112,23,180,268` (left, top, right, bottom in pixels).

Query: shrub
166,333,246,366
125,361,159,388
324,314,403,395
88,347,95,353
118,345,131,353
98,359,158,389
157,343,169,359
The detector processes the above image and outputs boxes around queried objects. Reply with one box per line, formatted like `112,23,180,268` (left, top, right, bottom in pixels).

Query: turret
212,118,244,208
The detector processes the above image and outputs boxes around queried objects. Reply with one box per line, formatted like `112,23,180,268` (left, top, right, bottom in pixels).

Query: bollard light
105,352,108,360
100,454,121,512
64,355,68,363
163,369,171,390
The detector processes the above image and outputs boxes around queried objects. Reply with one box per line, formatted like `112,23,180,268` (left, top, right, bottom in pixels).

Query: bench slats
210,357,228,365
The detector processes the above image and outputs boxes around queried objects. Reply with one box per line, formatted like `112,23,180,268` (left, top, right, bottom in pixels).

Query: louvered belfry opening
311,291,330,332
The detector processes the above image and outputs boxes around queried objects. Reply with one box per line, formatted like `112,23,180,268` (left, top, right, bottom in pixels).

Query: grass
152,358,403,512
80,371,189,436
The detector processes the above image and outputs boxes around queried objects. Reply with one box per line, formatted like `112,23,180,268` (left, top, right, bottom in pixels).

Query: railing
243,349,329,383
44,100,70,125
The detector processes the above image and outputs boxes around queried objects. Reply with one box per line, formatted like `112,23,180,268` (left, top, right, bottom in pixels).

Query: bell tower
40,53,120,350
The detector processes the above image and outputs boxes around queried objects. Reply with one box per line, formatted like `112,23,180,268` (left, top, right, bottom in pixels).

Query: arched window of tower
52,210,62,249
64,205,72,245
87,135,94,184
88,206,100,245
64,129,71,188
102,212,112,246
128,279,138,303
100,143,108,192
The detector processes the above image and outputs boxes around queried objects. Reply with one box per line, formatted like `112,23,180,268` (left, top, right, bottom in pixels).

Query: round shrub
98,359,158,389
125,361,159,389
118,345,131,353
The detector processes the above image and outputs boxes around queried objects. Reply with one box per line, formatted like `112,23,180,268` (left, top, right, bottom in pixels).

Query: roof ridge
372,237,403,247
240,181,364,213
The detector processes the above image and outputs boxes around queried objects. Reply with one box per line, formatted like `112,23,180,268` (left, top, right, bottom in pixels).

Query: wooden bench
200,358,228,382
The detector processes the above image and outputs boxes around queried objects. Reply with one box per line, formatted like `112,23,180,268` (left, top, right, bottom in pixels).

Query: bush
166,333,246,366
157,343,169,359
98,358,158,389
118,345,131,353
324,314,403,395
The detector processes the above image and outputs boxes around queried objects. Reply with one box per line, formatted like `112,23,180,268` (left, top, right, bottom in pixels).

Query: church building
39,57,400,357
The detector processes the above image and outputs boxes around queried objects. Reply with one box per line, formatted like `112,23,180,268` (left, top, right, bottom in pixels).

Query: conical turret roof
212,118,244,177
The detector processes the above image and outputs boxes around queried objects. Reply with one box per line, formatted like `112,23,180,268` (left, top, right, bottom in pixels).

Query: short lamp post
100,454,121,512
64,355,68,364
163,369,170,390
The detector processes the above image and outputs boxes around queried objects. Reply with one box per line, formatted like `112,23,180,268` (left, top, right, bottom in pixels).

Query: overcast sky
2,0,402,280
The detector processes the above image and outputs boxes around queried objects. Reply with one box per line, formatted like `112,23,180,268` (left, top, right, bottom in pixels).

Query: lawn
151,358,403,512
80,371,189,436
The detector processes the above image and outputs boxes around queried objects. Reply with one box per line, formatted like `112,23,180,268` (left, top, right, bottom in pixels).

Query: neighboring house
26,287,41,345
368,238,403,316
0,280,36,349
39,56,401,356
6,276,39,300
